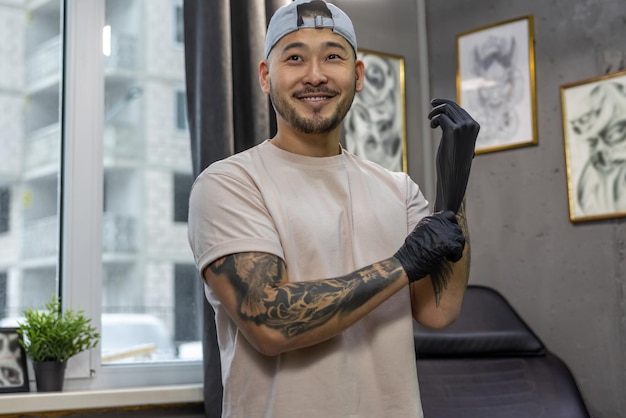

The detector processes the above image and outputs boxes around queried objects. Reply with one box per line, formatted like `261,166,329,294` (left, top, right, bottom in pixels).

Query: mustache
292,87,339,97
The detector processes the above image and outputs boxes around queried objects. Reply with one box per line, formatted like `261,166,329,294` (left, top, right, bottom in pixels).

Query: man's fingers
431,98,455,107
429,112,454,130
429,98,473,123
427,101,446,121
440,210,458,223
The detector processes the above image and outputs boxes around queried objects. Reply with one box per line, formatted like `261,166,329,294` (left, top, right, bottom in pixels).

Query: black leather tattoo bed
414,285,590,418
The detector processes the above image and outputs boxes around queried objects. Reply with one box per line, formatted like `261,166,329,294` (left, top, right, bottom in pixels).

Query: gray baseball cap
264,0,357,59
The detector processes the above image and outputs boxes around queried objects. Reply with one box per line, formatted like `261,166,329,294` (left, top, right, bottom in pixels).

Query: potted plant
16,296,100,392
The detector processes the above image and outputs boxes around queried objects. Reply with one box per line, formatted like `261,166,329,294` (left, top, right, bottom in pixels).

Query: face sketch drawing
0,332,25,388
344,53,403,172
569,82,626,215
467,35,524,148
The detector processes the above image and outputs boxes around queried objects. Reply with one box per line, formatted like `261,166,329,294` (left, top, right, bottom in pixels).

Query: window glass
0,272,7,319
101,0,200,364
0,0,62,325
0,187,9,234
174,173,193,223
175,89,188,131
173,0,184,46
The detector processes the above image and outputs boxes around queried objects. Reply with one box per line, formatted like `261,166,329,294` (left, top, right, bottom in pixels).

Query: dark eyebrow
323,41,349,53
280,42,307,55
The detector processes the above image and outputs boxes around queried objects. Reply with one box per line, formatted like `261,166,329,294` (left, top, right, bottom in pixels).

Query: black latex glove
429,98,480,214
393,211,465,284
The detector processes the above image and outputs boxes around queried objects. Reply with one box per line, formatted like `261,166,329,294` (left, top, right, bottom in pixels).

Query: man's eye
328,54,340,60
287,55,302,61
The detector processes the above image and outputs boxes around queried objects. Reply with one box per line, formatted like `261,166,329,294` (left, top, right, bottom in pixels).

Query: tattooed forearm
457,199,471,284
429,199,471,304
210,253,404,338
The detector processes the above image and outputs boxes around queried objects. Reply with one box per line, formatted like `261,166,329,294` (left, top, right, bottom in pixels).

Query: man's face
260,28,363,135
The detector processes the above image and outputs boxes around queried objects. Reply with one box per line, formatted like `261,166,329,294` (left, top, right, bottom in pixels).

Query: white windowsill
0,384,204,414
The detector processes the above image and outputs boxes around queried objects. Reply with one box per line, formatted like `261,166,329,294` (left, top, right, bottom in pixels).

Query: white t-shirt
188,140,429,418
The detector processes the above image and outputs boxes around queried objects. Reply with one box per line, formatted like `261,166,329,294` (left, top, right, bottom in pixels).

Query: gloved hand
429,98,480,214
393,211,465,283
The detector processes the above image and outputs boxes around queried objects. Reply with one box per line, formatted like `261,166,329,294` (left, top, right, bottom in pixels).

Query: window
0,272,7,319
173,0,184,46
176,89,188,131
1,0,201,390
0,1,62,322
174,264,202,343
0,188,9,234
101,0,201,370
174,172,193,223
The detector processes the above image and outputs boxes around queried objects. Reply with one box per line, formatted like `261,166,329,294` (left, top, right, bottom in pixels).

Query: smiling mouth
294,87,338,103
300,96,330,102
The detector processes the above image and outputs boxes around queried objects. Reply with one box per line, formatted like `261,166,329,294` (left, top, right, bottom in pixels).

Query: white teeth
302,96,327,102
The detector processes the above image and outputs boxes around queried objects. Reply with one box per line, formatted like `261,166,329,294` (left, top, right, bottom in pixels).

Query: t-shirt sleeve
187,166,285,275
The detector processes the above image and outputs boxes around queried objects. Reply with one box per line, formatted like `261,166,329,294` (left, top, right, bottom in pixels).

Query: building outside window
175,89,188,131
101,0,199,366
173,0,184,46
0,271,7,319
0,0,202,389
0,187,9,234
0,0,62,319
174,172,193,223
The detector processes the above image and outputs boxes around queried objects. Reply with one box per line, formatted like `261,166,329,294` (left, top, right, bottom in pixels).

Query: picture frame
456,16,537,154
343,49,407,172
560,70,626,222
0,327,30,393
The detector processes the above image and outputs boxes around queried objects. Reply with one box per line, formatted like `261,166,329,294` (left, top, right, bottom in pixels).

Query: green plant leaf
17,296,100,362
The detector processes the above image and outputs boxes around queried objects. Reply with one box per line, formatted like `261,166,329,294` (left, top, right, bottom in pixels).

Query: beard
269,82,356,135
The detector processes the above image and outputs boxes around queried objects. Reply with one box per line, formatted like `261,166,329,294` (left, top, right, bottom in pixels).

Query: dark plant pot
33,360,67,392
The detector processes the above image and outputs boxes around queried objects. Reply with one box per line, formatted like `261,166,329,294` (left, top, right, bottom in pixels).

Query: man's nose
303,60,327,85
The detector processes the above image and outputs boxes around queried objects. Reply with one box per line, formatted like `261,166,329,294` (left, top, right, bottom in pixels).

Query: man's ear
259,60,270,94
355,59,365,93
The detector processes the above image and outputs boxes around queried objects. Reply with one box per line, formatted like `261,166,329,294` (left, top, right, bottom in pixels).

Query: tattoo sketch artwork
562,75,626,219
469,35,523,145
457,17,536,153
0,331,26,389
344,51,405,172
210,253,402,338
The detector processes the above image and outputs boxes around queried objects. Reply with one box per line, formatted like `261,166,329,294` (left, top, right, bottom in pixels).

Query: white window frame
61,0,202,390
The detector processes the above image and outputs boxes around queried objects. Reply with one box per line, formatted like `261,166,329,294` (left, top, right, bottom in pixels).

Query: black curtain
183,0,287,416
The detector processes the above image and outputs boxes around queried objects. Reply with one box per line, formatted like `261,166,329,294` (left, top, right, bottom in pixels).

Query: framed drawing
343,49,407,172
0,327,30,393
560,70,626,222
456,16,537,154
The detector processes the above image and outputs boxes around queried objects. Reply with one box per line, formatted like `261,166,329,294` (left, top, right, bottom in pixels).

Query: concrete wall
335,0,435,199
424,1,625,417
337,0,625,416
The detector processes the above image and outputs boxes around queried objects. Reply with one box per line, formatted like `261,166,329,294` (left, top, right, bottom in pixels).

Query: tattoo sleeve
456,199,471,284
430,199,471,304
209,254,403,338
